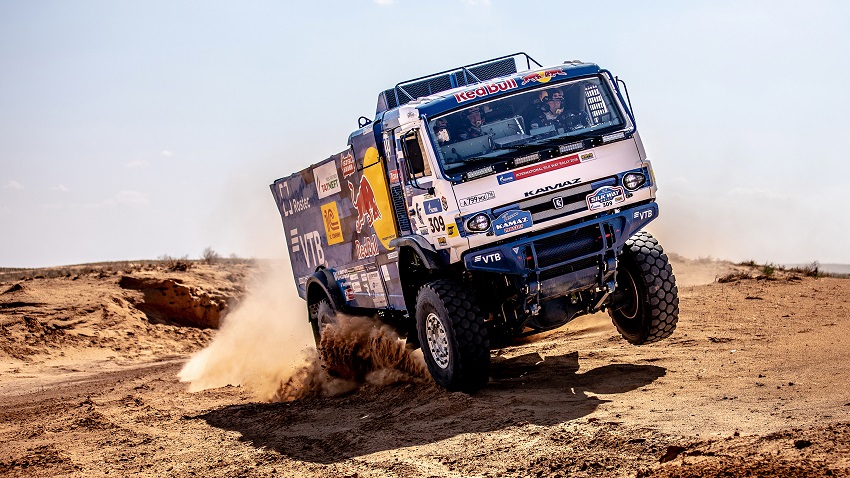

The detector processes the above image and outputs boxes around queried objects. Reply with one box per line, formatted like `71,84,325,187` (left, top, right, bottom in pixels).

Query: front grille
539,256,599,280
534,226,602,267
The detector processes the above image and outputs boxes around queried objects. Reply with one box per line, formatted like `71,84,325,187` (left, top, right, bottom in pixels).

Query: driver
560,85,591,131
458,106,486,139
534,87,590,131
541,89,565,123
433,118,451,144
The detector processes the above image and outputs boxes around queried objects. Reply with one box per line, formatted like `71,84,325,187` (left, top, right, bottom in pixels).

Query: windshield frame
425,73,631,181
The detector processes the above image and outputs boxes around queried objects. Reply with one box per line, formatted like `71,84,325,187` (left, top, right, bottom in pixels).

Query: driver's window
403,130,431,178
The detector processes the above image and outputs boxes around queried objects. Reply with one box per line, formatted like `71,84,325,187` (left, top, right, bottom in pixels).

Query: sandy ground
2,258,850,477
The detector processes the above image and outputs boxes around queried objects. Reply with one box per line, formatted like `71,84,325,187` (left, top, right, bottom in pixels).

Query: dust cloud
178,262,430,402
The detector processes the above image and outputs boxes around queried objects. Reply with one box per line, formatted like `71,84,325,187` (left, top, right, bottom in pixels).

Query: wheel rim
425,312,450,369
619,267,640,320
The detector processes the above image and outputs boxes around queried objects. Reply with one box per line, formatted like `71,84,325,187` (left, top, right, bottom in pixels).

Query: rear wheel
308,297,356,379
609,231,678,344
416,279,490,392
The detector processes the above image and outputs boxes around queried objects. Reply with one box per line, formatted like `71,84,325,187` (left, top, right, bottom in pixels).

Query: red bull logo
454,78,518,103
348,177,382,233
355,234,380,259
520,68,567,85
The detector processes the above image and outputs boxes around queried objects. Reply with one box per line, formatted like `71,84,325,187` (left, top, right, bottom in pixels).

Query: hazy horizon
2,1,849,268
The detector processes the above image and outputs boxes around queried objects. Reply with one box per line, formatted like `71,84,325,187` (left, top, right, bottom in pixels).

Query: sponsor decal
459,191,496,207
473,252,502,264
633,209,654,220
276,181,310,217
492,210,533,237
355,234,380,259
513,154,580,181
348,177,382,233
424,198,443,215
344,287,355,301
441,196,448,210
436,236,449,249
341,150,356,178
497,172,516,184
297,276,308,286
524,178,581,197
367,271,387,307
454,78,518,103
313,162,341,199
446,222,459,238
350,281,362,293
289,228,300,253
520,68,567,85
586,186,626,211
389,169,400,184
386,250,399,260
320,201,343,245
291,230,324,269
553,197,564,209
579,151,596,162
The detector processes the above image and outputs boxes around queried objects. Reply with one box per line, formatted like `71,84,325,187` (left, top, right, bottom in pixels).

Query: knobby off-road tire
415,279,490,393
609,231,678,344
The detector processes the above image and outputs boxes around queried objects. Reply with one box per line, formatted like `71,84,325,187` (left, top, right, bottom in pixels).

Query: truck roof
376,53,601,120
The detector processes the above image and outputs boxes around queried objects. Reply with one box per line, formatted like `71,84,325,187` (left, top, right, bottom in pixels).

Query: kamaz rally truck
271,53,678,392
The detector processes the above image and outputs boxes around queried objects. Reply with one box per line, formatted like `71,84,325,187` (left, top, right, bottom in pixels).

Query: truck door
395,125,465,257
395,125,435,238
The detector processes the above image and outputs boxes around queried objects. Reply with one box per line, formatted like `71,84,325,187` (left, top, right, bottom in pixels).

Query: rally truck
271,53,678,392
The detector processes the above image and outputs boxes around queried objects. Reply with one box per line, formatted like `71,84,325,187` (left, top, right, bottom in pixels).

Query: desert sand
1,257,849,477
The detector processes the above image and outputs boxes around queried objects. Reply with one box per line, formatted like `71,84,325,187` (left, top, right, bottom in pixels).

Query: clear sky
1,0,848,268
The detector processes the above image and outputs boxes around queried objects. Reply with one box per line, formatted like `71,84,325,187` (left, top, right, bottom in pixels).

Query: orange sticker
321,201,344,245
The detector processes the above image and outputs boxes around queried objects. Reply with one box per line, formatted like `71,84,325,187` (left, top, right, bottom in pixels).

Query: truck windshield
427,76,625,178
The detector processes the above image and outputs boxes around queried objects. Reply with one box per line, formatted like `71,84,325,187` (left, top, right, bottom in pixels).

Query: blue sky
1,0,848,267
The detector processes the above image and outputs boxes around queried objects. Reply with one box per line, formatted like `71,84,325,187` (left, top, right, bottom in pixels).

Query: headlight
465,213,491,233
622,172,646,191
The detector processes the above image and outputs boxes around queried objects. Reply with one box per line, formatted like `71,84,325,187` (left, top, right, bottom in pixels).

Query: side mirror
400,131,429,190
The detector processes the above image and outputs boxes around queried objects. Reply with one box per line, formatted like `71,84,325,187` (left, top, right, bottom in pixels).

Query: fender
389,235,441,270
305,267,346,312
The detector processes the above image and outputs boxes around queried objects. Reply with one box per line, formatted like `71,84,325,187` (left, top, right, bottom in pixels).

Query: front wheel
609,231,679,344
416,279,490,392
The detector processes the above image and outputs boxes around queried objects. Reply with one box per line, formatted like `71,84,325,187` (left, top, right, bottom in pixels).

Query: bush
158,254,192,271
201,247,220,265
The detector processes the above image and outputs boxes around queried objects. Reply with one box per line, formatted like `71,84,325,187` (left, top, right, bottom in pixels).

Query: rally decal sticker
320,201,343,245
454,79,518,103
586,186,625,211
313,162,341,199
423,198,442,215
520,68,567,85
492,210,533,237
348,177,382,233
340,149,355,178
512,154,580,181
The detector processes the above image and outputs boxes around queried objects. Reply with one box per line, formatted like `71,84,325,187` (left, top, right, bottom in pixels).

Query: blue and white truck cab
271,53,678,392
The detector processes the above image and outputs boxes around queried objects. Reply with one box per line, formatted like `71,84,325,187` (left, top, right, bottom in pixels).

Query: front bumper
463,202,658,296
